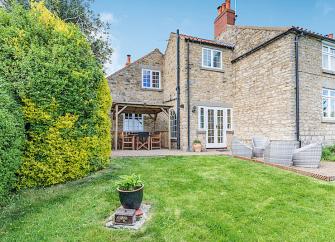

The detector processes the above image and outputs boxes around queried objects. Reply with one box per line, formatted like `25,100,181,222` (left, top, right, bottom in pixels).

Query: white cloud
104,36,123,76
100,12,118,24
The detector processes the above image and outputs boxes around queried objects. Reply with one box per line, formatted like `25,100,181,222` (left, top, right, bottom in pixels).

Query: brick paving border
234,155,335,182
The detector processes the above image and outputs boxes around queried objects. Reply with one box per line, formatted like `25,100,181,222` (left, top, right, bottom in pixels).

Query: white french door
205,107,227,148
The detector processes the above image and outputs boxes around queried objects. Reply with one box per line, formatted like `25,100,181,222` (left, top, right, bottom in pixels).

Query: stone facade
108,23,335,151
298,36,335,145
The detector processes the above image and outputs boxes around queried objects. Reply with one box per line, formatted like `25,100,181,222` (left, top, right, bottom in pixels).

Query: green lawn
1,156,335,242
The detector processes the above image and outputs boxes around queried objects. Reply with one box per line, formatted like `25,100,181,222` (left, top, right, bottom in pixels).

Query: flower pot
117,185,144,210
193,143,202,152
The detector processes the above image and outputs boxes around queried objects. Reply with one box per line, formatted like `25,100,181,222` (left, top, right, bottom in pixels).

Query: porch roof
112,102,173,115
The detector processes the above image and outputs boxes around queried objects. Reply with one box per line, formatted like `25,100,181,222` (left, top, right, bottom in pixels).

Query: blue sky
92,0,335,75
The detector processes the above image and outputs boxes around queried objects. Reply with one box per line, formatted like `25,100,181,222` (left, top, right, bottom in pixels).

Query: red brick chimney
214,0,236,39
125,54,131,66
326,33,334,39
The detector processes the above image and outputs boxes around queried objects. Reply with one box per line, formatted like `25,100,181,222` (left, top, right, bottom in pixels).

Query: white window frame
202,48,223,70
322,42,335,72
141,69,161,89
198,106,233,130
322,88,335,120
123,113,144,132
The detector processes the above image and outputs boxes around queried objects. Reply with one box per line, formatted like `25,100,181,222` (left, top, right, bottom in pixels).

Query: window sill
200,67,225,73
322,69,335,76
141,88,163,92
322,119,335,124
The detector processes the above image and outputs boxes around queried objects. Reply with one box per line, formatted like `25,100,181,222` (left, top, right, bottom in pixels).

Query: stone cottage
108,0,335,151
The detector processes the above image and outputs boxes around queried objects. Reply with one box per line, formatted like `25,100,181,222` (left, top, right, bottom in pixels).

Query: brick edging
233,155,335,182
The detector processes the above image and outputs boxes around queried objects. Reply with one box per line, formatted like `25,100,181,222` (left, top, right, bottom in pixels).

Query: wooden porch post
115,105,118,151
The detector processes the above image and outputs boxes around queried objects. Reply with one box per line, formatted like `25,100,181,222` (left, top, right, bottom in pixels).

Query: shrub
322,145,335,161
0,3,111,189
0,90,24,204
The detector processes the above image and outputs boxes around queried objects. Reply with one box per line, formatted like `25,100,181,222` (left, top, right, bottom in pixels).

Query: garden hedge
0,89,24,204
0,3,111,189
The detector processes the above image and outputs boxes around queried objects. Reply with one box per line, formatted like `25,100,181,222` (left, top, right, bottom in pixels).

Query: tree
3,0,113,65
0,2,112,189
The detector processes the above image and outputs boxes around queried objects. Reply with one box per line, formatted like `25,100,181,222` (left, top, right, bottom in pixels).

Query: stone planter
193,143,202,152
117,185,144,210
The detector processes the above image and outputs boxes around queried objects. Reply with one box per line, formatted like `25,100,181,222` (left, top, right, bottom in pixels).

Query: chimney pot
217,6,222,15
327,33,334,39
126,54,131,66
226,0,231,10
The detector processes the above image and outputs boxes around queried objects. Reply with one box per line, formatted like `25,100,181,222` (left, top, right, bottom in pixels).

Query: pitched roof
177,33,234,49
107,48,163,78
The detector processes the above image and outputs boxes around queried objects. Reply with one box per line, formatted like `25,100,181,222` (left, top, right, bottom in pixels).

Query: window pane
331,91,335,97
227,109,231,129
203,49,212,67
331,56,335,71
323,54,329,69
331,48,335,55
213,51,221,68
323,97,329,118
170,110,177,138
199,107,204,129
142,70,151,88
323,89,329,96
323,46,329,53
152,71,160,88
331,99,335,118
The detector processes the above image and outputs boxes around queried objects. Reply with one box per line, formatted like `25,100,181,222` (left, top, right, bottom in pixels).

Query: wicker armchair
232,137,253,158
264,140,299,166
292,143,322,168
252,136,269,158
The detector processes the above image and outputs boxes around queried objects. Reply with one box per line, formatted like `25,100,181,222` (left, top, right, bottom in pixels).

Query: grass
1,156,335,241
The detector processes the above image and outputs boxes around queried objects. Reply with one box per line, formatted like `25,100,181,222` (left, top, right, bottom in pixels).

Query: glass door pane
217,109,224,144
207,109,215,144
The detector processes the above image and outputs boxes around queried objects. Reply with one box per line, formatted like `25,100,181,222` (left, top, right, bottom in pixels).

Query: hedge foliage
0,3,111,189
0,89,24,204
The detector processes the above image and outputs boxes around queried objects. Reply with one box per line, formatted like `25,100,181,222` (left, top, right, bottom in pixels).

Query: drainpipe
176,29,181,150
294,33,301,147
187,40,191,151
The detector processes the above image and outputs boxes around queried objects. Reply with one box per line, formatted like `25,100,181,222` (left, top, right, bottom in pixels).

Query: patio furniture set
119,131,162,150
232,136,322,168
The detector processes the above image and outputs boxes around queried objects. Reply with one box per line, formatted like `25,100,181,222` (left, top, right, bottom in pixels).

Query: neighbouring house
108,0,335,151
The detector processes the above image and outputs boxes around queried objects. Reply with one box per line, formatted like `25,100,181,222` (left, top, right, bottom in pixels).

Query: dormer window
142,69,161,89
322,43,335,72
202,48,222,69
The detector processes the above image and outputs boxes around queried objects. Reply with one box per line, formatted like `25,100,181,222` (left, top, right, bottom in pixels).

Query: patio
112,149,231,157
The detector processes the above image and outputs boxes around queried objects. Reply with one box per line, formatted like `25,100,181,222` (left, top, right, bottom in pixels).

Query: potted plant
193,139,202,152
116,174,144,210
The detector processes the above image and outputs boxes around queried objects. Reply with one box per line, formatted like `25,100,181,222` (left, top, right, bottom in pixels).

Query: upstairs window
322,43,335,72
142,69,161,89
202,48,222,69
123,113,144,132
322,88,335,119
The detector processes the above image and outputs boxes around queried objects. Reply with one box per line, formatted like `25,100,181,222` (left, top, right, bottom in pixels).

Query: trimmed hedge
0,3,111,189
0,90,24,204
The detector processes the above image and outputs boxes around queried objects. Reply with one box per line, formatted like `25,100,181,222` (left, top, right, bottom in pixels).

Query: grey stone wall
219,25,288,58
108,49,165,105
232,33,297,143
298,36,335,145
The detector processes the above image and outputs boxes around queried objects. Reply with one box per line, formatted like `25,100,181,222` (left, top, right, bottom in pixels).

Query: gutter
176,29,181,150
294,33,302,147
186,40,191,151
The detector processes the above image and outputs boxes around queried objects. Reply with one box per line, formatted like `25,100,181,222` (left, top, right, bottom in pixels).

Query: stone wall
219,25,288,58
178,39,235,150
108,49,165,105
298,36,335,145
232,33,297,143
